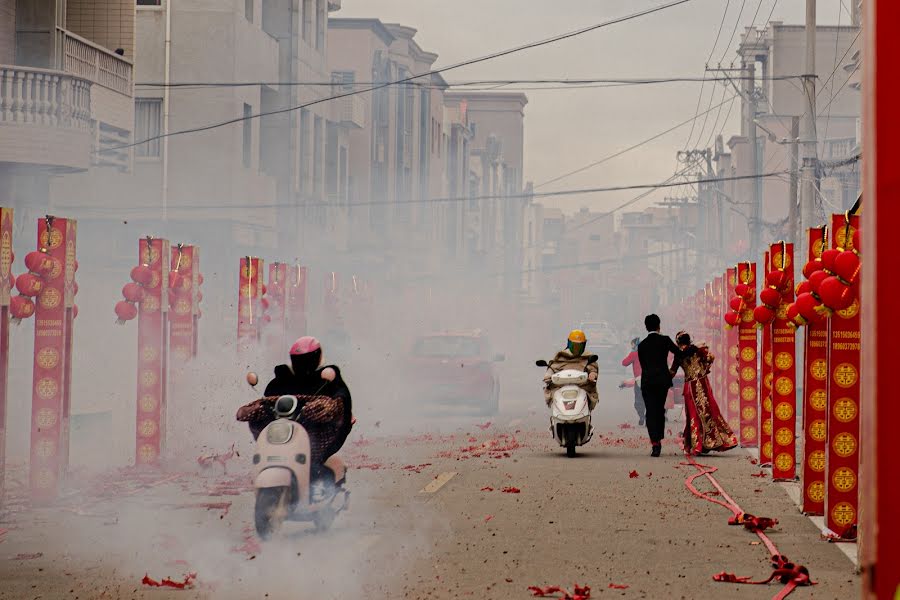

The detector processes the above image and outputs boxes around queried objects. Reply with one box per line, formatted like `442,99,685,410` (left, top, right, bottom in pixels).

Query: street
0,380,858,599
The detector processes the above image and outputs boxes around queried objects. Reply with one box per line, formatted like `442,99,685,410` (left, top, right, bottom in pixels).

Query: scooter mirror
246,372,259,387
586,355,599,365
535,360,549,367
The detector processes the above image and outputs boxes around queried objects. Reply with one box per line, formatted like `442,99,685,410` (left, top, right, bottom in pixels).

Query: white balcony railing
57,28,133,95
0,65,92,129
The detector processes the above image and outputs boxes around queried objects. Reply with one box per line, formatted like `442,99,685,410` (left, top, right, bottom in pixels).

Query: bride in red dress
672,331,737,455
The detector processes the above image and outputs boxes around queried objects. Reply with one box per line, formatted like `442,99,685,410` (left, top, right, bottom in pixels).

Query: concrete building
0,0,136,223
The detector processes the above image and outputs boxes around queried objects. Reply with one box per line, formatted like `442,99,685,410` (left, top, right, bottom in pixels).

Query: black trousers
641,383,670,444
633,385,646,420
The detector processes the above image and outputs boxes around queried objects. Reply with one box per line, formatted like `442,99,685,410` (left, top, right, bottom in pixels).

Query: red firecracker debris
197,444,237,472
749,458,759,465
750,472,768,478
647,472,652,478
484,515,494,523
629,470,639,479
618,423,634,430
528,584,591,599
476,422,493,430
501,487,521,494
608,583,629,589
231,526,262,558
401,463,432,474
142,572,197,589
480,486,494,492
0,528,8,544
11,552,42,560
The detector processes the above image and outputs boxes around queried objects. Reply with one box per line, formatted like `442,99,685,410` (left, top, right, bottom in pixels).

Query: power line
535,94,738,190
683,0,732,150
101,0,696,154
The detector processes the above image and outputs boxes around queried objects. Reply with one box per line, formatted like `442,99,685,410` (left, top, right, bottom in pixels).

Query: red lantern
24,250,54,276
131,265,153,286
73,281,79,296
122,282,145,303
73,259,79,272
786,303,805,328
15,272,43,297
818,276,855,311
10,295,35,320
796,281,811,296
115,300,138,323
766,270,789,291
802,259,823,279
808,270,829,294
833,250,861,285
796,292,827,324
754,304,776,326
169,271,185,290
260,297,271,310
73,304,79,319
724,312,740,328
759,287,781,309
821,248,840,273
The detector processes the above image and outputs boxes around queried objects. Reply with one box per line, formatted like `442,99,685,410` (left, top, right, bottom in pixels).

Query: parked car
408,330,504,415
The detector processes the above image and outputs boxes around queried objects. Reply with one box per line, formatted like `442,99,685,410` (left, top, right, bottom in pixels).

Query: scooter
535,355,598,457
244,376,350,538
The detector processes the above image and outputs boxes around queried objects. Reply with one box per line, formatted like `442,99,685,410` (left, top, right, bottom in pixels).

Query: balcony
336,94,366,129
0,65,94,172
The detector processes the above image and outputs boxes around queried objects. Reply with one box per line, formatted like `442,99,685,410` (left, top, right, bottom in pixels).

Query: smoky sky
337,0,847,214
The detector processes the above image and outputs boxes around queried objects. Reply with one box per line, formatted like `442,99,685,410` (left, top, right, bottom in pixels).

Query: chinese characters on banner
802,227,828,514
237,257,264,350
770,242,796,481
825,214,861,538
29,216,77,500
725,268,740,433
737,263,759,448
135,237,169,467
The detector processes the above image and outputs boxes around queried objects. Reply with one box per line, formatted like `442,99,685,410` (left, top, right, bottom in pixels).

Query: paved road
0,380,859,599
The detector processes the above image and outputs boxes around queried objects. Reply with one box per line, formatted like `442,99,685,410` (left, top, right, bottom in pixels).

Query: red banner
238,257,264,349
760,252,774,466
169,244,198,363
29,216,76,500
770,242,797,481
712,276,725,417
135,237,169,467
286,264,308,338
725,268,740,433
0,207,11,505
265,262,288,355
737,262,758,448
825,214,861,537
802,227,828,514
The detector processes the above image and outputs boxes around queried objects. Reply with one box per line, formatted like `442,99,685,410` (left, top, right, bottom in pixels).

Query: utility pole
744,57,762,258
800,0,818,250
789,116,800,245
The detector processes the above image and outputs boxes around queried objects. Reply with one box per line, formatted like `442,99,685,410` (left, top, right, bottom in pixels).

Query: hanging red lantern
759,287,781,308
15,272,43,297
796,280,810,296
766,270,789,292
131,265,153,286
818,276,855,311
802,259,823,279
808,270,829,294
786,303,805,329
73,281,79,296
122,282,145,303
796,292,827,325
114,300,138,323
753,304,776,326
821,248,840,273
260,296,271,310
10,295,35,321
24,250,54,276
833,250,861,285
724,312,740,328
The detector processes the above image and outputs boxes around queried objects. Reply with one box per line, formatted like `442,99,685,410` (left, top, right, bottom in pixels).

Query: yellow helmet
567,329,587,356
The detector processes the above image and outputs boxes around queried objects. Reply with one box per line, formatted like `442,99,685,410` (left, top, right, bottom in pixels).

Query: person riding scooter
236,336,353,480
543,330,599,410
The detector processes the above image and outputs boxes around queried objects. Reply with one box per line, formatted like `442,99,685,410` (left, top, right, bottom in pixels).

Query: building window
244,0,253,22
137,0,162,6
299,109,310,194
302,0,313,42
134,98,162,157
242,103,252,168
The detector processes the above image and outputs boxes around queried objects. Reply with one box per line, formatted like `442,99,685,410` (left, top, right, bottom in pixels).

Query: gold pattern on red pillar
760,251,774,465
725,268,740,433
266,262,288,354
770,242,796,480
237,257,264,348
135,237,169,467
29,216,76,500
168,244,198,364
712,276,725,418
0,207,12,505
737,263,758,448
286,264,307,337
802,227,828,514
825,213,860,538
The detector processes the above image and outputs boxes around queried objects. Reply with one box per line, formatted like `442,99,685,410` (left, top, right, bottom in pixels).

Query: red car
409,331,504,415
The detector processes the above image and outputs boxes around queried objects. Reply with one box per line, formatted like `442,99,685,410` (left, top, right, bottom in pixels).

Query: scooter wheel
313,507,335,532
255,487,287,539
566,442,577,458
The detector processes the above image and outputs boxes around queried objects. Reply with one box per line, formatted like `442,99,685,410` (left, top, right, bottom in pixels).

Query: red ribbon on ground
141,572,197,589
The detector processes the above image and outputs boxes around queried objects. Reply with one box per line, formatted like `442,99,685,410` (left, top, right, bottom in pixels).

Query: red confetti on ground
629,470,639,479
618,423,634,430
501,487,521,494
169,502,231,516
750,472,768,478
0,529,8,544
476,422,493,430
480,486,494,492
197,444,237,472
608,583,629,589
11,552,42,560
230,527,262,558
352,435,373,447
401,463,432,474
484,515,494,523
528,584,591,599
142,573,197,589
749,458,759,465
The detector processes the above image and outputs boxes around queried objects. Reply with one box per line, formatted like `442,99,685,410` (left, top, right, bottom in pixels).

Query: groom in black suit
637,314,680,457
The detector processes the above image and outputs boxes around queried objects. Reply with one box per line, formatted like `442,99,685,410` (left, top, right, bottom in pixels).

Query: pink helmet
290,336,321,355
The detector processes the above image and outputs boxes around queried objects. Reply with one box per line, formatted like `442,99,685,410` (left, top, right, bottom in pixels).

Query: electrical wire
101,0,696,154
683,0,732,150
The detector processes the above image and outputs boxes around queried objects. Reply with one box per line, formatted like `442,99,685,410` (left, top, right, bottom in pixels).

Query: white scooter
536,355,598,457
245,384,350,539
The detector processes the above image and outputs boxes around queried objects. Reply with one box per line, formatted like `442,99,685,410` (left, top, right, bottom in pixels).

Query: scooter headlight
266,421,294,445
561,389,579,400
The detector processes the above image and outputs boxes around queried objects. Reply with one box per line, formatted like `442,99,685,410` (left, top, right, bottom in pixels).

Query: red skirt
682,376,737,455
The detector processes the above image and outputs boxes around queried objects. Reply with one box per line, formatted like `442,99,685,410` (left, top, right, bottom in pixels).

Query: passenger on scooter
543,329,599,410
236,336,353,478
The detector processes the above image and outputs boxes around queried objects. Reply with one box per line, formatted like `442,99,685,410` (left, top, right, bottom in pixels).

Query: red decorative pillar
286,264,307,338
135,237,169,467
266,262,288,355
759,251,774,467
168,244,199,363
736,262,759,448
724,268,740,433
0,207,11,505
770,242,796,481
238,257,264,350
29,216,77,500
824,214,861,539
861,2,899,594
802,227,828,514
